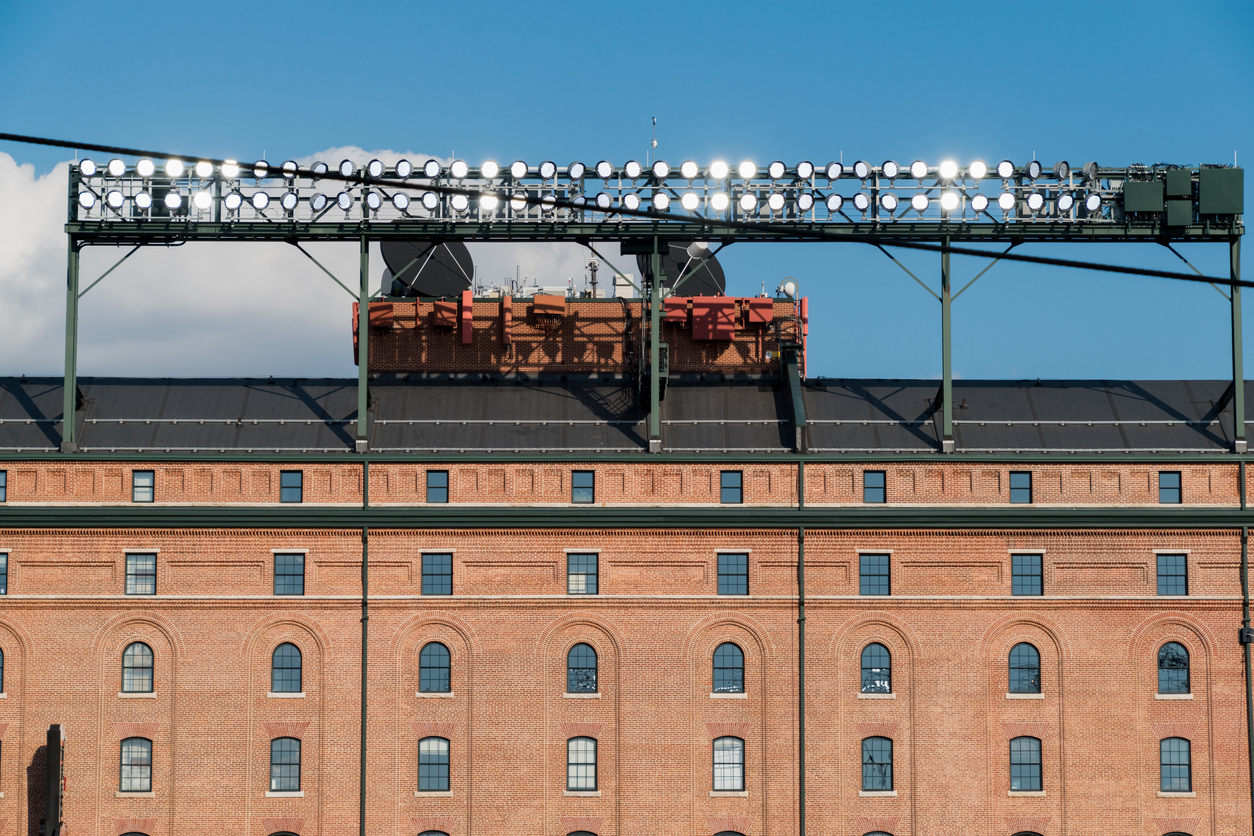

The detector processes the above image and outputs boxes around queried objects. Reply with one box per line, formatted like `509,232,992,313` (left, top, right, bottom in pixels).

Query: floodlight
164,192,182,210
424,159,442,178
480,194,499,211
970,193,989,212
106,190,124,209
1054,161,1070,180
451,194,469,212
624,160,643,179
135,159,155,178
797,192,815,211
740,193,758,212
939,191,959,212
681,160,699,179
768,161,786,180
134,192,152,210
1057,192,1075,212
1081,162,1099,182
709,161,729,180
481,160,500,179
1026,160,1042,180
194,191,213,210
826,194,843,212
366,191,382,211
738,161,756,179
968,160,988,180
910,160,927,179
279,192,298,212
540,194,557,212
339,159,355,177
252,192,270,210
1085,193,1102,212
509,192,526,212
826,162,844,180
451,160,470,179
596,192,612,209
796,161,814,180
997,192,1016,211
311,162,328,178
77,191,96,209
767,192,785,212
853,160,870,180
337,191,353,211
195,161,213,178
392,192,410,211
595,160,613,179
282,160,298,179
508,160,526,179
938,160,958,181
882,160,899,179
852,192,870,211
997,159,1014,179
1026,192,1044,212
79,159,97,176
421,192,439,211
108,159,126,176
368,159,384,178
653,160,670,179
680,191,700,211
396,159,413,178
687,241,710,259
253,160,269,179
622,193,640,211
224,191,244,211
567,161,585,180
310,193,328,212
880,193,898,211
910,194,928,212
653,192,671,211
539,160,557,179
222,160,241,179
710,192,730,211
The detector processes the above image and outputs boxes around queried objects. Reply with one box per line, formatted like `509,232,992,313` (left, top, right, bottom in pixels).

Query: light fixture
1054,161,1070,180
997,159,1014,179
310,193,328,212
424,159,442,178
396,159,412,178
652,160,670,179
135,159,155,178
739,193,758,212
451,194,469,212
222,160,241,179
910,160,927,179
653,192,671,211
852,192,870,211
252,192,270,210
767,192,785,212
768,161,786,180
709,161,729,180
826,193,844,212
311,162,328,178
134,192,152,210
997,192,1016,211
224,191,244,211
797,192,815,211
853,160,870,180
681,160,699,179
796,161,814,180
164,192,183,210
938,160,958,181
970,193,989,212
687,241,710,259
195,161,213,178
624,160,643,179
882,160,899,179
392,192,410,212
105,158,125,176
540,194,557,212
421,192,439,211
480,194,499,211
939,191,959,212
451,160,469,179
1082,162,1099,182
282,160,298,179
595,192,612,210
622,193,641,211
738,161,756,179
195,191,214,211
539,160,557,179
595,160,613,179
337,191,353,211
1085,193,1102,212
968,160,988,180
504,160,524,179
481,160,500,179
880,193,898,211
365,191,382,211
710,192,729,211
279,192,298,211
826,162,844,180
567,161,585,180
910,194,928,212
79,159,97,176
1057,192,1075,212
106,190,124,209
339,159,355,177
1026,160,1042,180
680,191,700,211
1026,192,1044,212
367,159,384,178
252,160,269,179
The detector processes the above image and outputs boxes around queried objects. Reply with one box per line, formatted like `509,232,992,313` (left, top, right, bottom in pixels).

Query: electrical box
746,298,774,324
664,297,688,324
460,290,473,344
1199,168,1243,214
432,300,457,328
368,302,393,327
1165,169,1192,197
692,296,736,341
1123,181,1164,212
1166,200,1193,227
532,294,566,316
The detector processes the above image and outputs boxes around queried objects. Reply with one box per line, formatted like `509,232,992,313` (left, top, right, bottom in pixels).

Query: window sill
1008,790,1046,797
1155,693,1193,700
118,692,157,699
116,791,155,798
1006,693,1044,700
416,691,455,698
711,692,747,699
267,692,306,698
0,692,7,698
564,692,601,699
858,692,896,700
709,790,748,797
563,790,601,797
858,790,897,797
415,790,453,797
265,791,305,798
1157,791,1196,798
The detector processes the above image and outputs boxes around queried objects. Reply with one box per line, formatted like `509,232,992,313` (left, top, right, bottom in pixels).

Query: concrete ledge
711,692,748,699
710,790,748,797
1155,693,1193,700
1006,693,1044,699
268,692,306,698
118,692,158,699
564,692,601,699
265,791,305,798
858,692,896,700
116,791,155,798
416,691,455,698
415,790,453,797
563,790,601,797
858,790,897,797
0,693,8,698
1158,791,1196,797
1008,790,1046,797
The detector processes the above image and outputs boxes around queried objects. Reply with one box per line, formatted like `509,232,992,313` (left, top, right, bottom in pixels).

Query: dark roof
0,376,1241,455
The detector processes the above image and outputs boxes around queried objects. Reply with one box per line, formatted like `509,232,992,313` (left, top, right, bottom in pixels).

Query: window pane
1012,554,1043,596
572,470,595,504
1009,643,1041,693
271,643,302,692
418,737,450,791
718,553,748,595
420,642,451,692
270,738,301,791
274,553,305,595
1009,471,1032,504
861,737,893,790
132,470,154,503
863,470,886,503
567,643,598,693
1160,738,1191,791
280,471,303,503
422,553,453,595
860,643,891,693
0,552,7,595
0,470,7,502
125,554,156,595
713,737,744,791
567,737,596,790
122,642,154,693
720,471,743,504
1010,737,1042,791
860,554,890,596
1159,471,1182,504
426,470,449,503
1157,554,1187,595
1158,642,1190,694
567,553,598,594
120,738,152,792
713,643,744,694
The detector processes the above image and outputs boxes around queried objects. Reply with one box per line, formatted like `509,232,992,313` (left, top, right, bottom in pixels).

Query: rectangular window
120,738,152,792
863,470,886,503
422,553,453,595
572,470,595,504
426,470,449,503
0,470,8,502
125,553,156,595
0,552,7,595
720,471,743,504
1009,471,1033,504
131,470,154,503
717,553,749,595
1012,554,1043,596
567,553,598,594
1157,554,1188,596
418,737,450,792
280,470,303,503
860,554,890,596
1159,471,1182,504
274,554,305,595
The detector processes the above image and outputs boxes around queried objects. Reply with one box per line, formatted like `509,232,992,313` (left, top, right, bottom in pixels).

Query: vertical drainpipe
1241,459,1253,829
360,460,370,836
796,460,806,836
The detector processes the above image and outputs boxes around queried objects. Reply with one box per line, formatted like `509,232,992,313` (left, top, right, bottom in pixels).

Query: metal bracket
1240,626,1254,644
671,241,733,296
951,242,1019,302
873,244,940,301
78,245,140,298
291,242,357,298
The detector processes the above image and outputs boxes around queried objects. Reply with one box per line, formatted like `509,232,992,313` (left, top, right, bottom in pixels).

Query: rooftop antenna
648,117,657,166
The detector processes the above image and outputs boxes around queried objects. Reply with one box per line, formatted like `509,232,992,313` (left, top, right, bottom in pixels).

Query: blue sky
1,0,1252,381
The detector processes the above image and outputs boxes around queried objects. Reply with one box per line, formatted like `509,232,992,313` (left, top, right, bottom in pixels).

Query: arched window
122,642,154,693
861,736,893,790
713,643,744,693
1160,737,1191,792
271,643,302,693
713,736,745,791
270,737,301,791
567,737,597,790
567,643,597,693
120,737,152,792
417,832,449,836
418,736,450,791
1158,642,1190,694
419,642,451,693
0,646,5,693
863,833,894,836
1009,643,1041,693
1010,736,1042,791
713,833,746,836
567,832,598,836
861,643,891,693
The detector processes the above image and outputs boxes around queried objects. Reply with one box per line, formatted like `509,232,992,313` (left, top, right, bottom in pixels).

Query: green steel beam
940,236,954,453
649,237,662,452
1235,237,1246,451
357,236,369,451
61,238,79,453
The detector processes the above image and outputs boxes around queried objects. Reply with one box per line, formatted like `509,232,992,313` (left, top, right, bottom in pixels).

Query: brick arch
538,612,627,661
830,611,923,667
243,613,332,662
683,612,775,662
979,611,1070,661
392,611,478,657
92,610,185,661
1128,611,1217,662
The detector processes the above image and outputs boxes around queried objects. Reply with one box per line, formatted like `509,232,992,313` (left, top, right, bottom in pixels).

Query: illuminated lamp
939,191,959,212
653,192,671,211
481,160,501,178
826,193,843,212
622,193,641,211
681,160,699,179
538,160,557,179
767,192,785,212
797,192,815,211
796,161,814,180
853,160,871,180
738,161,756,179
970,193,989,212
195,161,213,178
107,158,125,176
480,194,499,211
652,160,670,179
596,192,612,209
337,191,353,211
767,160,786,180
339,159,355,177
540,194,557,212
680,191,699,211
739,193,758,212
224,191,244,211
281,191,300,210
367,159,384,178
910,160,927,179
1057,192,1075,212
135,159,155,178
1085,193,1102,212
997,159,1014,179
392,192,410,212
938,160,958,181
567,161,585,180
106,190,124,209
310,193,328,212
421,192,439,211
879,193,898,211
852,192,870,212
396,159,413,178
365,191,383,211
708,161,729,180
510,160,528,179
968,160,988,180
164,192,183,210
997,192,1016,211
423,159,442,178
252,160,268,179
450,194,469,212
624,160,643,179
79,159,97,176
222,160,241,178
595,160,613,179
134,192,152,210
450,160,470,179
1026,160,1042,180
311,162,328,178
910,194,928,212
881,160,899,179
282,160,299,179
1026,192,1044,212
710,192,729,211
195,191,214,210
509,192,527,212
826,162,843,180
252,192,270,210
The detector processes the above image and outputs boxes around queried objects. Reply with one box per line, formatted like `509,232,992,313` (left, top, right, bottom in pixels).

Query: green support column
356,236,369,453
61,237,80,453
649,236,662,453
1234,237,1246,453
940,236,954,453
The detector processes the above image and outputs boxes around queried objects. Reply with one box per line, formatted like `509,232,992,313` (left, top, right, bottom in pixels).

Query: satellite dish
381,239,474,297
634,240,725,295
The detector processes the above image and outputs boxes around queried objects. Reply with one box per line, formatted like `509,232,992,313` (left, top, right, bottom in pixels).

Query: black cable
1,130,1245,289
